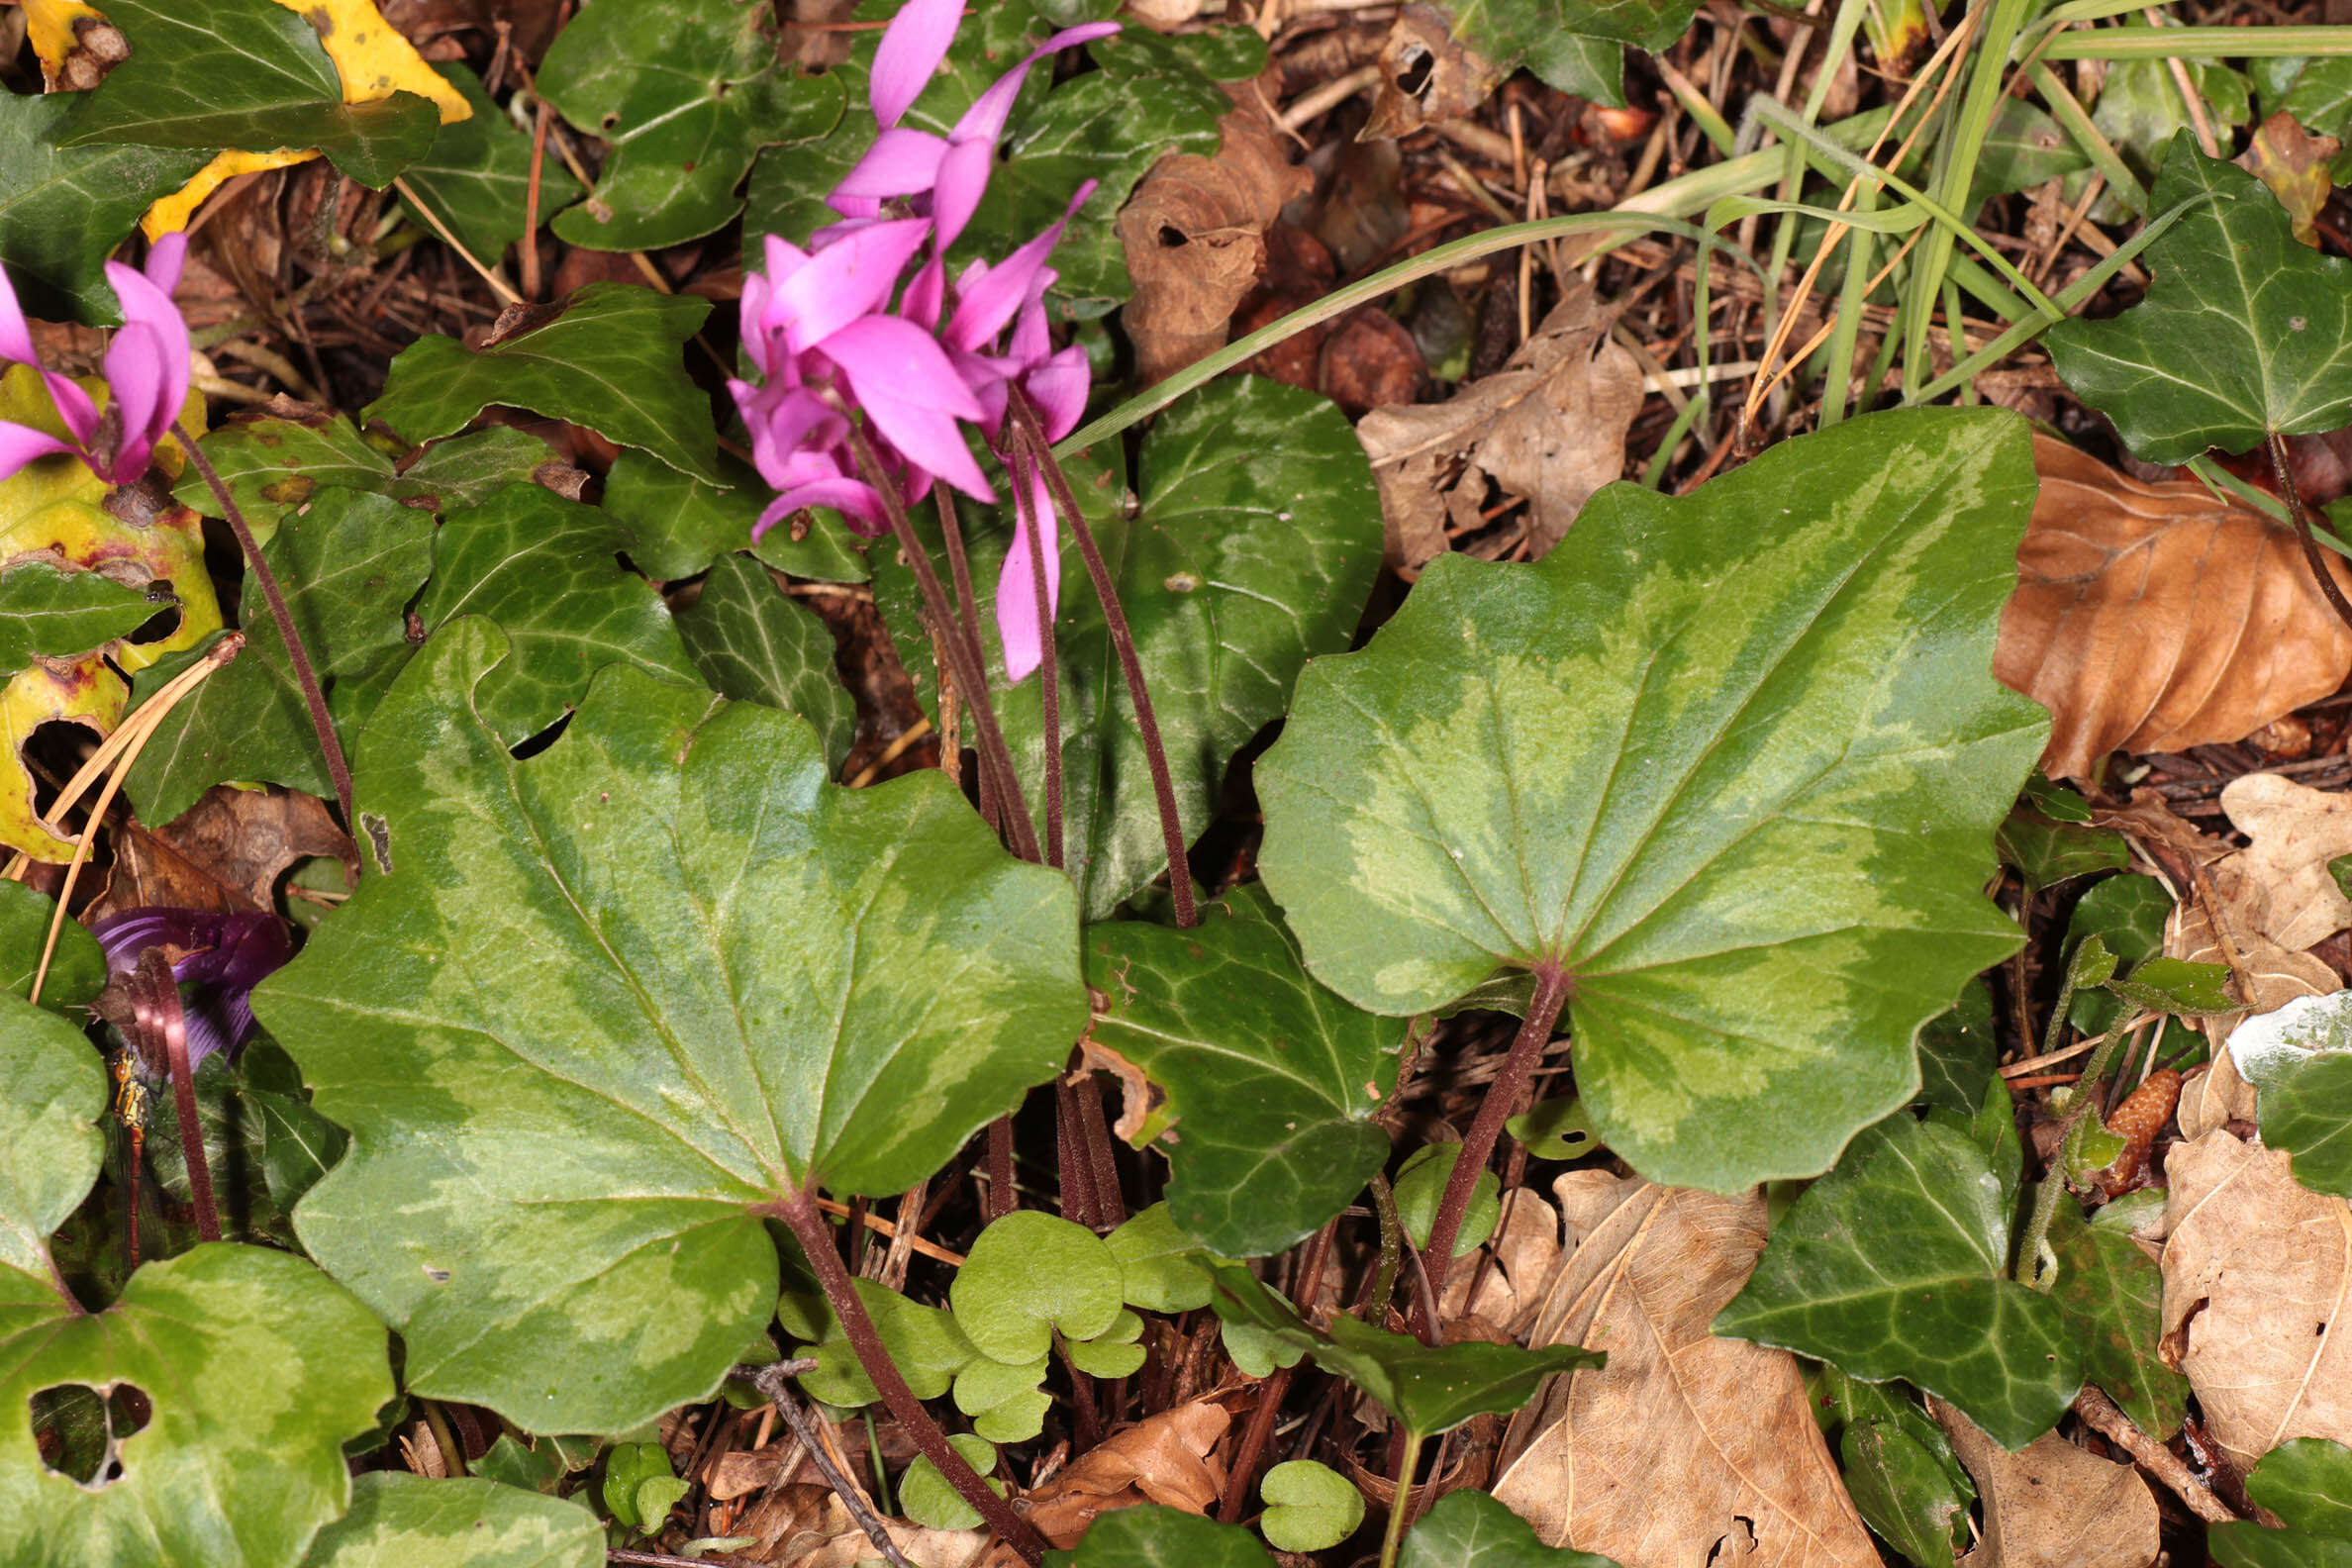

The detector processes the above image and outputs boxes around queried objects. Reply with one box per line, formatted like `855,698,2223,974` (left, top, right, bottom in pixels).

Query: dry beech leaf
1356,287,1642,574
2165,891,2332,1140
90,783,356,924
1439,1188,1563,1337
1995,436,2352,780
1024,1399,1230,1549
1362,3,1500,140
2179,1047,2261,1141
2161,1130,2352,1468
1492,1174,1878,1568
1116,96,1311,386
1931,1400,2158,1568
2212,774,2352,953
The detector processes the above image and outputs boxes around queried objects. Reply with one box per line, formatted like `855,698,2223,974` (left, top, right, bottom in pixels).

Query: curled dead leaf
1932,1400,2158,1568
1492,1175,1878,1568
1024,1399,1230,1549
1995,436,2352,780
2161,1130,2352,1469
2211,774,2352,953
1362,4,1500,141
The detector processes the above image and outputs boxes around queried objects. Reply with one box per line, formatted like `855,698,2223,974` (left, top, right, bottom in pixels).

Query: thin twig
391,176,524,305
2072,1387,2239,1524
175,423,355,829
750,1361,918,1568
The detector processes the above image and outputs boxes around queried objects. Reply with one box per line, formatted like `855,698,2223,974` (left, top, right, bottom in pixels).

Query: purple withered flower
0,234,192,487
91,907,292,1074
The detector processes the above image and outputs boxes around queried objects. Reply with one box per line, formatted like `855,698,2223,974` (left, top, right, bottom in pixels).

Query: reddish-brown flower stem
1005,396,1194,929
2270,430,2352,633
173,422,355,832
1414,963,1570,1338
131,949,219,1242
1009,441,1065,868
775,1185,1044,1562
983,1117,1017,1222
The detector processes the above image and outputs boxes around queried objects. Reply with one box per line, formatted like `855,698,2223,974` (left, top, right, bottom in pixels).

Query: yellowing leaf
21,0,105,75
0,654,125,861
142,148,316,240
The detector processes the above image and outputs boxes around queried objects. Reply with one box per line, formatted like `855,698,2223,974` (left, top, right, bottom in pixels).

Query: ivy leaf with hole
1257,407,2046,1193
2046,1202,2190,1439
296,1473,601,1568
366,283,722,483
0,993,394,1564
0,92,211,325
1083,884,1406,1257
253,621,1084,1432
2047,133,2352,465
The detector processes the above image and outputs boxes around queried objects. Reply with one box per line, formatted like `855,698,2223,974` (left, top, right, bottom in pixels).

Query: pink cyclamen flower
0,234,192,487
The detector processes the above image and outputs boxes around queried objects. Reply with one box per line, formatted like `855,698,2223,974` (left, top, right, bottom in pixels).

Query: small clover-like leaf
796,1279,975,1409
1067,1311,1147,1379
298,1473,601,1568
1258,1460,1364,1553
900,1434,1001,1532
1108,1205,1217,1314
950,1212,1125,1364
1397,1491,1623,1567
953,1354,1049,1444
1394,1144,1500,1258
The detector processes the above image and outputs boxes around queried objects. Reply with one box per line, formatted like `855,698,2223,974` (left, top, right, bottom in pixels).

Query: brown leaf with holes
2161,1130,2352,1468
1995,436,2352,780
90,784,355,925
1491,1175,1878,1568
1024,1399,1229,1549
2210,774,2352,953
1932,1401,2158,1568
1363,4,1501,140
1116,98,1310,386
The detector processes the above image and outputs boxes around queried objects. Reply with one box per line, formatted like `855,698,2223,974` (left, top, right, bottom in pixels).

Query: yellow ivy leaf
142,149,318,240
0,654,126,862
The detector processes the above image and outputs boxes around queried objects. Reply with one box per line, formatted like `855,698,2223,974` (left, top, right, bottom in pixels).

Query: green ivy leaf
173,408,546,539
0,561,159,675
540,0,843,251
2248,1440,2352,1539
1841,1417,1972,1568
2104,955,2235,1017
2280,58,2352,140
2046,1203,2189,1439
0,882,104,1013
1083,884,1404,1257
365,283,721,483
1396,1491,1622,1567
2047,134,2352,464
675,552,853,773
1439,0,1703,107
396,65,583,266
0,994,394,1564
1394,1143,1500,1258
604,449,865,584
297,1473,600,1568
59,0,441,188
1258,1460,1364,1553
253,621,1085,1432
882,375,1382,921
1916,979,1998,1119
1257,407,2045,1192
0,93,211,324
2263,1053,2352,1201
1203,1263,1603,1436
1996,808,2127,891
2066,875,2173,1035
413,486,703,745
1043,1505,1276,1567
1107,1205,1218,1313
950,1212,1124,1364
124,490,435,827
1715,1114,2081,1449
900,1433,1001,1531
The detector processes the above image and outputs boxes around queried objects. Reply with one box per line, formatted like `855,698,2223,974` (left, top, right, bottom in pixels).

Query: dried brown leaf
1439,1188,1562,1338
2161,1130,2352,1467
92,783,355,924
2211,774,2352,953
1363,4,1500,140
1024,1399,1230,1549
1995,436,2352,779
1491,1175,1878,1568
1932,1401,2158,1568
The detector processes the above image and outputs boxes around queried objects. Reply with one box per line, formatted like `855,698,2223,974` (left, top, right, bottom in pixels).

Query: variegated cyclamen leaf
1256,407,2047,1193
296,1474,601,1568
254,620,1084,1433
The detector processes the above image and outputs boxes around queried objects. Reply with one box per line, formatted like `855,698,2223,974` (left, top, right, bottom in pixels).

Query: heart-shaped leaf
675,552,853,773
1258,1459,1364,1553
1398,1491,1621,1567
1043,1505,1276,1567
1106,1205,1219,1313
1394,1143,1500,1257
1257,407,2046,1193
0,93,210,325
1715,1114,2081,1449
297,1473,601,1568
950,1212,1125,1364
2047,133,2352,464
791,1278,976,1410
254,620,1084,1431
366,284,721,483
1084,885,1404,1257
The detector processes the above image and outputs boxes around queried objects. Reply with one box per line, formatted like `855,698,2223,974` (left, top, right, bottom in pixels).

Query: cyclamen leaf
397,65,583,265
254,622,1084,1431
1257,407,2046,1192
1257,1460,1364,1554
58,0,441,188
365,283,722,483
1398,1491,1622,1568
297,1474,601,1568
1715,1114,2081,1450
2047,133,2352,464
674,552,854,773
0,995,394,1566
0,93,211,325
0,562,160,675
950,1212,1125,1364
1042,1505,1276,1567
1083,884,1406,1257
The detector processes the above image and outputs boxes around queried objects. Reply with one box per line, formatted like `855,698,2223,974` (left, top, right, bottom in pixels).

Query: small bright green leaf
1083,884,1405,1256
1216,1286,1308,1379
1203,1264,1603,1436
1066,1311,1147,1378
414,486,703,745
2249,1440,2352,1539
124,490,435,827
1397,1490,1622,1567
1715,1114,2079,1448
2069,934,2120,991
60,0,441,187
1842,1417,1971,1568
1916,979,1998,1118
398,65,583,264
1997,808,2128,890
600,1443,673,1529
256,623,1085,1432
796,1279,975,1408
1043,1505,1276,1567
366,283,721,482
298,1473,600,1568
1258,407,2045,1192
2066,875,2173,1034
951,1212,1124,1364
632,1474,688,1531
953,1353,1050,1443
675,552,852,772
1441,0,1702,107
0,562,157,675
1258,1460,1364,1553
0,93,211,324
900,1434,1000,1532
0,882,105,1013
1507,1096,1597,1159
1107,1205,1217,1313
2104,956,2235,1017
2046,1203,2189,1438
540,0,842,251
2047,134,2352,464
2264,1053,2352,1200
1394,1143,1499,1258
605,449,865,584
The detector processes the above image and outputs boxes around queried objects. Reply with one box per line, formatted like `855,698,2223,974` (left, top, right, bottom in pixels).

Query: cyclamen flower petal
994,470,1062,681
869,0,962,130
106,250,192,440
951,22,1124,146
770,218,931,353
849,375,993,501
769,476,889,537
0,422,74,483
946,182,1096,353
1024,344,1093,442
832,127,951,204
0,261,39,366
